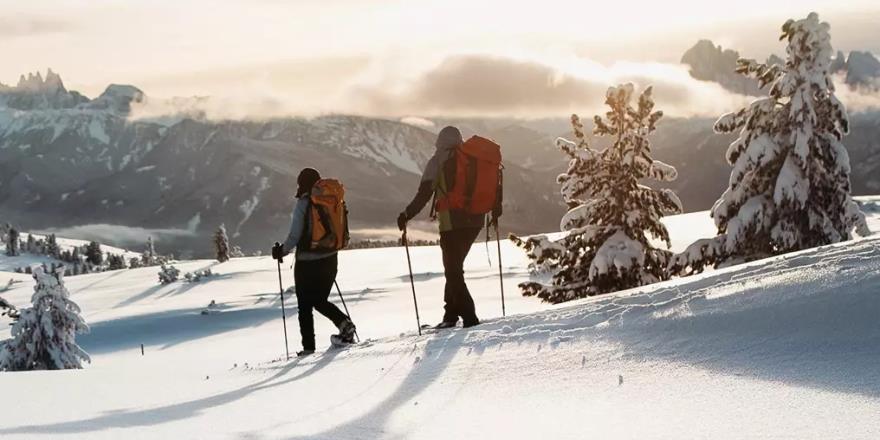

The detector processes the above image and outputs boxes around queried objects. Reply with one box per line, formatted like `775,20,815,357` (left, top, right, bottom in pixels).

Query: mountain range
0,73,562,257
1,41,878,257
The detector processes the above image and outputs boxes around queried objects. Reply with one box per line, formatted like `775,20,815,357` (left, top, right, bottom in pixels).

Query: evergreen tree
5,227,19,257
142,236,156,266
670,13,870,276
107,254,127,271
512,84,682,303
0,266,90,371
84,241,103,265
128,257,142,269
214,224,230,263
45,234,60,258
26,234,35,253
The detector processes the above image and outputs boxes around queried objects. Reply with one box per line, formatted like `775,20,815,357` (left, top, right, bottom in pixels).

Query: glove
397,212,408,232
271,242,284,261
489,205,502,227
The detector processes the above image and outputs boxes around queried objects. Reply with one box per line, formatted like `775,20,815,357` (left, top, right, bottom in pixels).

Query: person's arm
281,198,309,255
404,180,435,220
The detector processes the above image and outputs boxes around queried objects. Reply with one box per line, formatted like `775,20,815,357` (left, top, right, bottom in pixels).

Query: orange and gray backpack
300,179,350,252
435,135,503,215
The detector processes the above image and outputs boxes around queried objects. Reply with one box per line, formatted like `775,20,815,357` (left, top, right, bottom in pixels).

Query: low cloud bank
127,53,880,122
44,224,197,248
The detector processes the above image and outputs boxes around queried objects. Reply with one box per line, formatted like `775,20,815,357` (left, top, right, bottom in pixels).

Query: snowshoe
330,334,355,348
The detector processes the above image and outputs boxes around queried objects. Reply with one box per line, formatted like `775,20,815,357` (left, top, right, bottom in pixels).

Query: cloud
126,53,880,122
128,54,754,121
833,75,880,113
0,17,73,38
43,224,197,248
343,54,752,118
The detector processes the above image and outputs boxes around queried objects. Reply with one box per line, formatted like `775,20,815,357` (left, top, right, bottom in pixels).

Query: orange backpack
303,179,350,251
435,135,503,215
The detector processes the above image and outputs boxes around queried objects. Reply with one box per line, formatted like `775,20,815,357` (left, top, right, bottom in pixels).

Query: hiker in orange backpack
397,126,503,329
273,167,355,356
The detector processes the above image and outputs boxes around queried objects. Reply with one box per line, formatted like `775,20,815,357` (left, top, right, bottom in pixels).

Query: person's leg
311,254,349,327
456,227,482,325
294,260,316,351
440,231,462,323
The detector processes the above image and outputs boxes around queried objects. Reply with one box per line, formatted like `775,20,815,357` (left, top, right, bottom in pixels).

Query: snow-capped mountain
0,72,562,257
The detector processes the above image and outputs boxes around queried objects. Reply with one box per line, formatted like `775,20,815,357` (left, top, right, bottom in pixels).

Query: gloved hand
489,205,502,227
397,212,408,231
271,242,284,261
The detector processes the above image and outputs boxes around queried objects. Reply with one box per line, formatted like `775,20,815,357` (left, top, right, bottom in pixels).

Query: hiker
397,126,502,329
272,167,356,356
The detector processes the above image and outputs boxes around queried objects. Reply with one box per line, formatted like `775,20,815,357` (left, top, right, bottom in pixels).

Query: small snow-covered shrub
184,268,214,283
158,264,180,284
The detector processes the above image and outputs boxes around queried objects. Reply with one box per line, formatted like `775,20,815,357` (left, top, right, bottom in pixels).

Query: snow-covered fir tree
45,234,60,258
0,266,90,371
106,254,127,271
669,13,870,276
214,224,230,263
158,264,180,285
84,241,103,265
5,227,19,257
129,257,142,269
142,236,157,266
511,84,682,303
25,234,35,253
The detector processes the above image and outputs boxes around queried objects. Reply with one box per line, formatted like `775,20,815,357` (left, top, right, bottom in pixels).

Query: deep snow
0,205,879,439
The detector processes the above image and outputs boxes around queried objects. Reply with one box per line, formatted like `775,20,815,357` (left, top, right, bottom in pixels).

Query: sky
1,0,879,118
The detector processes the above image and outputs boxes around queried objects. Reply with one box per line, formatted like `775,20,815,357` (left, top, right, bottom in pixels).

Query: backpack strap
431,147,459,218
298,198,312,252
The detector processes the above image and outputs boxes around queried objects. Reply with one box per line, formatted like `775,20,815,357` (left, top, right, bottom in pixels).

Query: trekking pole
402,226,422,335
495,223,506,317
334,281,360,342
274,243,291,361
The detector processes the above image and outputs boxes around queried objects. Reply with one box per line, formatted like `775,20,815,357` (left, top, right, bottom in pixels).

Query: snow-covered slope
0,207,878,439
0,232,140,272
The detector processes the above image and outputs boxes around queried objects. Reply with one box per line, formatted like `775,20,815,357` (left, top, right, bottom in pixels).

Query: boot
434,320,458,329
296,349,315,357
335,319,357,344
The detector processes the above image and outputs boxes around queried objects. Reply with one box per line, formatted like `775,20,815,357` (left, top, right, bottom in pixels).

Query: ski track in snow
0,210,879,438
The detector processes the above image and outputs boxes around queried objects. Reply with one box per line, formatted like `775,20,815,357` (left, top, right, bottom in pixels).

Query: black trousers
440,227,482,324
294,254,347,350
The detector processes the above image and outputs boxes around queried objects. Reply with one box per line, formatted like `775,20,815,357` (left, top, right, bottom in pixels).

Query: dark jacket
404,126,498,232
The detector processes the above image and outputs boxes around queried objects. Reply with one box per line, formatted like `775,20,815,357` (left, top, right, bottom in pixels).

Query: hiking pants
294,254,347,350
440,227,482,324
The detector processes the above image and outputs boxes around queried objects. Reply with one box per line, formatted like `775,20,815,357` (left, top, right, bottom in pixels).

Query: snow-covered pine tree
669,13,870,276
26,234,35,253
214,224,230,263
45,234,60,258
5,227,19,256
142,236,156,266
511,84,682,303
0,266,90,371
107,254,127,271
84,241,103,265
